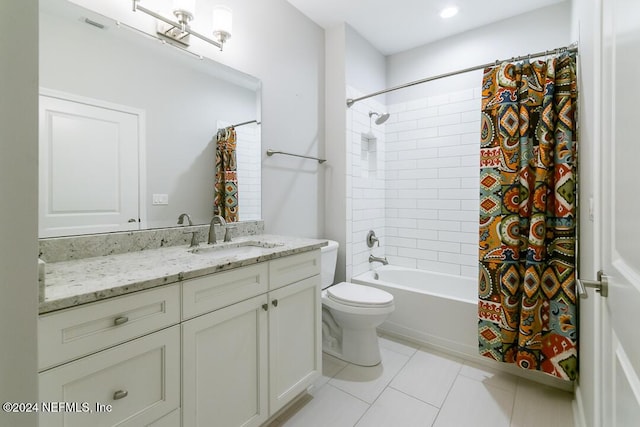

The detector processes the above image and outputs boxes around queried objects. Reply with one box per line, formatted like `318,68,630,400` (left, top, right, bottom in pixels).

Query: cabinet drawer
39,284,180,370
39,326,180,427
269,250,320,290
182,263,268,320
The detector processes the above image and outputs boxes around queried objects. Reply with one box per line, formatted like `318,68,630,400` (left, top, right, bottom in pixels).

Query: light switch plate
152,194,169,205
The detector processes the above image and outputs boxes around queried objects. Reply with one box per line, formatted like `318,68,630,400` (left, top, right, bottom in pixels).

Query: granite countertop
40,234,327,314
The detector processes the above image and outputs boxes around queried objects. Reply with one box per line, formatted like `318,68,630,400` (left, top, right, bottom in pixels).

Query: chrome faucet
208,215,227,244
178,213,198,248
369,254,389,265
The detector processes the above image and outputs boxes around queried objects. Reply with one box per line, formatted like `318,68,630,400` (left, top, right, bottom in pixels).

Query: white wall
0,1,39,425
325,23,348,282
387,2,573,104
70,0,326,238
345,25,387,100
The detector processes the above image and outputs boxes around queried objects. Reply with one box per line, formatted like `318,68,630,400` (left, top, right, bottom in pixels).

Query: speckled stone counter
40,234,327,314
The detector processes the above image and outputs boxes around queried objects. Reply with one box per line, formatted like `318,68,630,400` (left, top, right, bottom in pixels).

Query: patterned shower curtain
477,53,578,380
214,127,239,222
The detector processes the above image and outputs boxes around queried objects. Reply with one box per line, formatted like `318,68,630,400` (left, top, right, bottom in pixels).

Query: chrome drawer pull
113,390,129,400
113,316,129,326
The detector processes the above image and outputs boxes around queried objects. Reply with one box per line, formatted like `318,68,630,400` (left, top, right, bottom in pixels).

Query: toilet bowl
320,240,394,366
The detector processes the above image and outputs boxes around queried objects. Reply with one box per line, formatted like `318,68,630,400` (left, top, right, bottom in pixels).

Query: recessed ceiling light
440,6,459,19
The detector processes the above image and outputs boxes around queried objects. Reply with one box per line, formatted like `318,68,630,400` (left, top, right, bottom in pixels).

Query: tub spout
369,254,389,265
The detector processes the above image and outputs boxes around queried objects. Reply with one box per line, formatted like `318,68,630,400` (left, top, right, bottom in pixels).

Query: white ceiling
286,0,568,55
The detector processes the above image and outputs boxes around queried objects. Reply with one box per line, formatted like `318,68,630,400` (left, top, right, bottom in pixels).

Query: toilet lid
327,282,393,308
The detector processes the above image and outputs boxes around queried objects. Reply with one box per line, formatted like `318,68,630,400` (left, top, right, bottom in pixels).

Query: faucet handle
183,229,199,248
223,225,236,242
366,230,380,248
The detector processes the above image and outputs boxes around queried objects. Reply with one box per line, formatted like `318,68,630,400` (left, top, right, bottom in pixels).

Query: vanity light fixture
132,0,232,50
439,6,459,19
212,5,232,46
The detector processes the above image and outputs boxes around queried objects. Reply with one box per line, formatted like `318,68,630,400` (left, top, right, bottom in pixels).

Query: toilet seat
327,282,393,308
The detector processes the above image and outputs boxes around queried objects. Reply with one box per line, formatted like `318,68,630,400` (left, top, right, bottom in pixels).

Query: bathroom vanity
37,228,324,427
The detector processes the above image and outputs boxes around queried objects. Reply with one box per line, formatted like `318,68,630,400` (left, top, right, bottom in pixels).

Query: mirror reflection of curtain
477,53,578,380
214,127,239,222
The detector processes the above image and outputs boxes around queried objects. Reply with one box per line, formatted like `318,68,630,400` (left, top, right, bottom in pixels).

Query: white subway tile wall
345,86,481,280
386,88,480,277
235,124,261,221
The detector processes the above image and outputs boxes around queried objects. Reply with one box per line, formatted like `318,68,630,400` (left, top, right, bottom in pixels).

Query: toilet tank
320,240,339,289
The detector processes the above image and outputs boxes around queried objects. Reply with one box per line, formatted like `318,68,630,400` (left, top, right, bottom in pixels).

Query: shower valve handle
366,230,380,248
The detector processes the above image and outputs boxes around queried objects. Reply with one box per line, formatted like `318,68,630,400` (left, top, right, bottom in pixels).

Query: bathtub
351,265,478,358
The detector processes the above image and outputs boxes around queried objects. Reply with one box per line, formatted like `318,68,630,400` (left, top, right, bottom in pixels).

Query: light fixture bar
132,0,225,50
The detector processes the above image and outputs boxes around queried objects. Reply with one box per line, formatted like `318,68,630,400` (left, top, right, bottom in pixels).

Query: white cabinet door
39,91,143,237
39,326,180,427
601,0,640,424
182,294,269,427
268,275,321,414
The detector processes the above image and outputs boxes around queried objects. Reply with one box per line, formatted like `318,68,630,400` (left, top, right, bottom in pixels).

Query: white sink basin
189,241,283,256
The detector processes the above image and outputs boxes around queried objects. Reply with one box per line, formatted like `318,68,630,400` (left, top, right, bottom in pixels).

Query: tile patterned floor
268,335,575,427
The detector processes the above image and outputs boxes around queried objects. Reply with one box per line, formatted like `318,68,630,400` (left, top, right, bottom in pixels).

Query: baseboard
379,320,477,357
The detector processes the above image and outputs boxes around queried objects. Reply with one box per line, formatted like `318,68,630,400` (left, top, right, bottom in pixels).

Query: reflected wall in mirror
39,0,261,238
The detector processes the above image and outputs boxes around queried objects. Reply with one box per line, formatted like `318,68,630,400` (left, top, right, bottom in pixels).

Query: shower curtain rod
346,43,578,108
226,119,260,129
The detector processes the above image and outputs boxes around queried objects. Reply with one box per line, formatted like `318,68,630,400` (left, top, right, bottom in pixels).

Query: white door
39,91,142,237
601,0,640,424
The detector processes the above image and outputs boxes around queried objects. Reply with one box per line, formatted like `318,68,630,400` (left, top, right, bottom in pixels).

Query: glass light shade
173,0,196,17
212,5,232,41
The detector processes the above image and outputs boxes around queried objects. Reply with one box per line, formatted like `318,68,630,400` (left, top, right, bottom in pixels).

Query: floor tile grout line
335,348,414,404
331,339,420,426
324,382,372,406
428,362,465,427
352,344,428,427
386,385,442,411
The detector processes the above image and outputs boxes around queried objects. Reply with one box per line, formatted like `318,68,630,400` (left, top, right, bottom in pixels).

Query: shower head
369,111,390,125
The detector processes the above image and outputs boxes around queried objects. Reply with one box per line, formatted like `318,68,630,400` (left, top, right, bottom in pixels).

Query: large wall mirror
39,0,261,238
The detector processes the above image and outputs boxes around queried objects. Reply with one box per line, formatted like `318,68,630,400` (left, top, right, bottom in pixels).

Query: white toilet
321,240,394,366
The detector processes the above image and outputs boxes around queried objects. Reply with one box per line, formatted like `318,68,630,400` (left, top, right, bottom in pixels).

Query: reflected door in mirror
39,92,143,237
